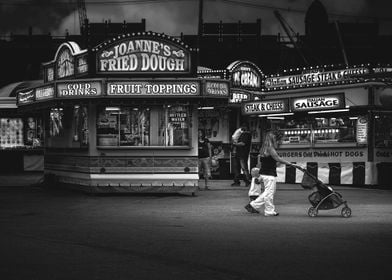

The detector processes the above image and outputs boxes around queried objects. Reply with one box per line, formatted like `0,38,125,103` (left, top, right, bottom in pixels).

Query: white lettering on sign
265,67,369,89
243,100,287,115
205,81,228,96
36,86,54,100
98,39,189,73
230,92,249,103
57,82,101,97
107,81,199,96
169,112,187,123
232,66,261,88
18,90,35,104
293,97,339,110
291,94,344,112
356,116,368,144
373,67,392,73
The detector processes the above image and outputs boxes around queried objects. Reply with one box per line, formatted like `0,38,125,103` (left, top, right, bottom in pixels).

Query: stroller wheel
341,207,352,218
308,207,318,217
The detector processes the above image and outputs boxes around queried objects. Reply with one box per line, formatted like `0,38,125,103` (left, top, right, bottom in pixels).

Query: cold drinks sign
96,35,191,74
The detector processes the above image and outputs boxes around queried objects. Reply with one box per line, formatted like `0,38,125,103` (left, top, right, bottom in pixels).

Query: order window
97,105,190,147
268,114,359,146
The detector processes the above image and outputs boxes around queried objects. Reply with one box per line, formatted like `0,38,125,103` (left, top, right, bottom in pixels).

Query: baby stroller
299,167,352,218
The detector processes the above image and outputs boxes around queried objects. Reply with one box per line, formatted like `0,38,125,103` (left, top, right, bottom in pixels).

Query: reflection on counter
267,114,361,146
97,104,190,147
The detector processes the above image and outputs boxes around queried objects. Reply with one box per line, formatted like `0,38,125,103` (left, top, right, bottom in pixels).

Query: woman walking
245,131,298,216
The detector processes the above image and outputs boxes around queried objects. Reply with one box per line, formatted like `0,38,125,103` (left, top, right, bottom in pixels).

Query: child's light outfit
231,128,243,155
248,176,263,201
232,128,243,143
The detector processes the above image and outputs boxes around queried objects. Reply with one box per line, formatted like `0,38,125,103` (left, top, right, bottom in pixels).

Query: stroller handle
297,166,320,183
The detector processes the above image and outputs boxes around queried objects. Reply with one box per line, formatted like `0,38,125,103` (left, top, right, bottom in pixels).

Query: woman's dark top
198,138,210,158
260,155,277,177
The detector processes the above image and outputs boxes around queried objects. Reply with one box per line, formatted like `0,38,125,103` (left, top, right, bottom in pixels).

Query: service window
49,108,64,137
375,114,392,148
97,104,190,147
267,114,360,146
312,116,356,144
25,117,44,147
72,105,89,146
158,105,190,146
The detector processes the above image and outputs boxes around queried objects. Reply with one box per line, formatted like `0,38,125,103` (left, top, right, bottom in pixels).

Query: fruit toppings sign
107,81,199,96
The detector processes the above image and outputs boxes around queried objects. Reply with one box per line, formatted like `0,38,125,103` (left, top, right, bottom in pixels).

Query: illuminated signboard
57,81,102,98
76,56,88,75
107,81,199,96
229,89,252,104
265,67,369,90
291,93,345,112
373,67,392,74
242,99,289,115
197,69,227,79
356,116,368,144
35,85,55,101
56,47,75,79
17,89,35,105
96,34,191,74
204,81,229,97
43,42,87,82
227,60,263,90
46,67,54,82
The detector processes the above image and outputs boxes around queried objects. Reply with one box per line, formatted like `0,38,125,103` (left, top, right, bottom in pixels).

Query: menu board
356,116,368,144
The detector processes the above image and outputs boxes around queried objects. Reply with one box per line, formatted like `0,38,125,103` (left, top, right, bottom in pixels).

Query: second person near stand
245,130,299,216
231,123,252,187
198,129,212,190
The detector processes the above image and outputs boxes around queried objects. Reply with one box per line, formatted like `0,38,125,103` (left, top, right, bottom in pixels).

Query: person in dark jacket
231,123,252,187
198,129,212,190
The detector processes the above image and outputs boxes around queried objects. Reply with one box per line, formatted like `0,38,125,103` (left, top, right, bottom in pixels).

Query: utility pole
334,21,349,67
197,0,204,67
77,0,87,35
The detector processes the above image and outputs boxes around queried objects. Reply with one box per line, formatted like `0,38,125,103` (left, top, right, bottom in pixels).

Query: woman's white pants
250,175,277,215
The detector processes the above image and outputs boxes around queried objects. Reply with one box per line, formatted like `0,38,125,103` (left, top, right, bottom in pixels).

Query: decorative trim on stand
277,162,378,186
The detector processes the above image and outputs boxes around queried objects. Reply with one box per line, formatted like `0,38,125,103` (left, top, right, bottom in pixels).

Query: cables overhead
0,0,391,22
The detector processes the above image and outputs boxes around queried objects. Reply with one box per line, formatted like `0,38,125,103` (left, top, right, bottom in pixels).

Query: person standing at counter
231,123,252,187
245,130,298,216
198,129,212,190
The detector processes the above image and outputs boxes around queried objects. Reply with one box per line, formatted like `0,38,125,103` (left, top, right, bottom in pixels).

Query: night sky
0,0,392,37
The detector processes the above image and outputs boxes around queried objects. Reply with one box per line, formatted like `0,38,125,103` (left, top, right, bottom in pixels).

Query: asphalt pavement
0,175,392,280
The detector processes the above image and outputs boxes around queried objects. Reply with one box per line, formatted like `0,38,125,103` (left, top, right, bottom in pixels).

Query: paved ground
0,176,392,280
